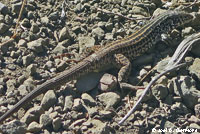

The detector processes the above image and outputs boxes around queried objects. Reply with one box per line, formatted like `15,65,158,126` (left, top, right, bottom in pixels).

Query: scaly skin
0,10,193,124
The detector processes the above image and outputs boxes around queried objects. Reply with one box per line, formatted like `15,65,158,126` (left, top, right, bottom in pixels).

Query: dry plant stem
185,0,199,8
13,0,27,37
136,66,156,86
0,0,26,46
166,32,200,69
177,0,199,8
118,63,187,125
0,40,10,46
118,32,200,125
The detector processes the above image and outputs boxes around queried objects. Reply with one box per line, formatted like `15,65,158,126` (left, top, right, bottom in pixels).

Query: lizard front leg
114,54,140,90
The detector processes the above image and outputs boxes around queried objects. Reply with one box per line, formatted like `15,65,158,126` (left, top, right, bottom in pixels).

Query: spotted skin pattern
0,11,193,124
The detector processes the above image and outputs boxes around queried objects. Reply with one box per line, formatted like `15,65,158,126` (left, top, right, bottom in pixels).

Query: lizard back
0,10,193,124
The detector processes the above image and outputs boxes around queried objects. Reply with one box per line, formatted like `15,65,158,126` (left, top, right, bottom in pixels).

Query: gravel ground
0,0,200,134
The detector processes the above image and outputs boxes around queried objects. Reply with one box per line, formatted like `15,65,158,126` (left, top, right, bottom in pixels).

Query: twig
136,66,155,86
166,0,200,8
0,0,26,47
163,0,200,8
118,32,200,125
166,32,200,69
118,63,187,125
183,0,199,9
12,0,27,38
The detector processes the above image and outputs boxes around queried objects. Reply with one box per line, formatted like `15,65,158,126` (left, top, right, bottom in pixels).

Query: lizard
0,10,193,124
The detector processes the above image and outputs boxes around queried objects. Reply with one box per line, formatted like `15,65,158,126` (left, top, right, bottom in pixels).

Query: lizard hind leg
114,54,142,91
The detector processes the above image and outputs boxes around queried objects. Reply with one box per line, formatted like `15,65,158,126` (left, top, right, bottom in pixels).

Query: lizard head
178,11,194,25
161,11,194,31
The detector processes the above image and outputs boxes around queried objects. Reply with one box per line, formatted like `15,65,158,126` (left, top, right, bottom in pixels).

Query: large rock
97,92,120,109
0,23,9,34
169,76,200,109
0,120,26,134
189,58,200,80
27,38,46,53
59,27,73,41
0,2,9,15
92,27,105,40
76,72,103,92
41,90,57,110
78,36,95,54
21,106,44,125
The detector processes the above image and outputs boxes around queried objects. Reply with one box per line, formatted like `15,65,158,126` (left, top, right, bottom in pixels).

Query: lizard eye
180,14,193,24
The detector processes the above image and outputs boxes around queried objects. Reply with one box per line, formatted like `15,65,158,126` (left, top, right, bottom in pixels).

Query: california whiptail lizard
0,11,193,124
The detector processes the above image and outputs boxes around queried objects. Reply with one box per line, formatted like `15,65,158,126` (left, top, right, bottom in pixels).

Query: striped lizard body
0,10,193,124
